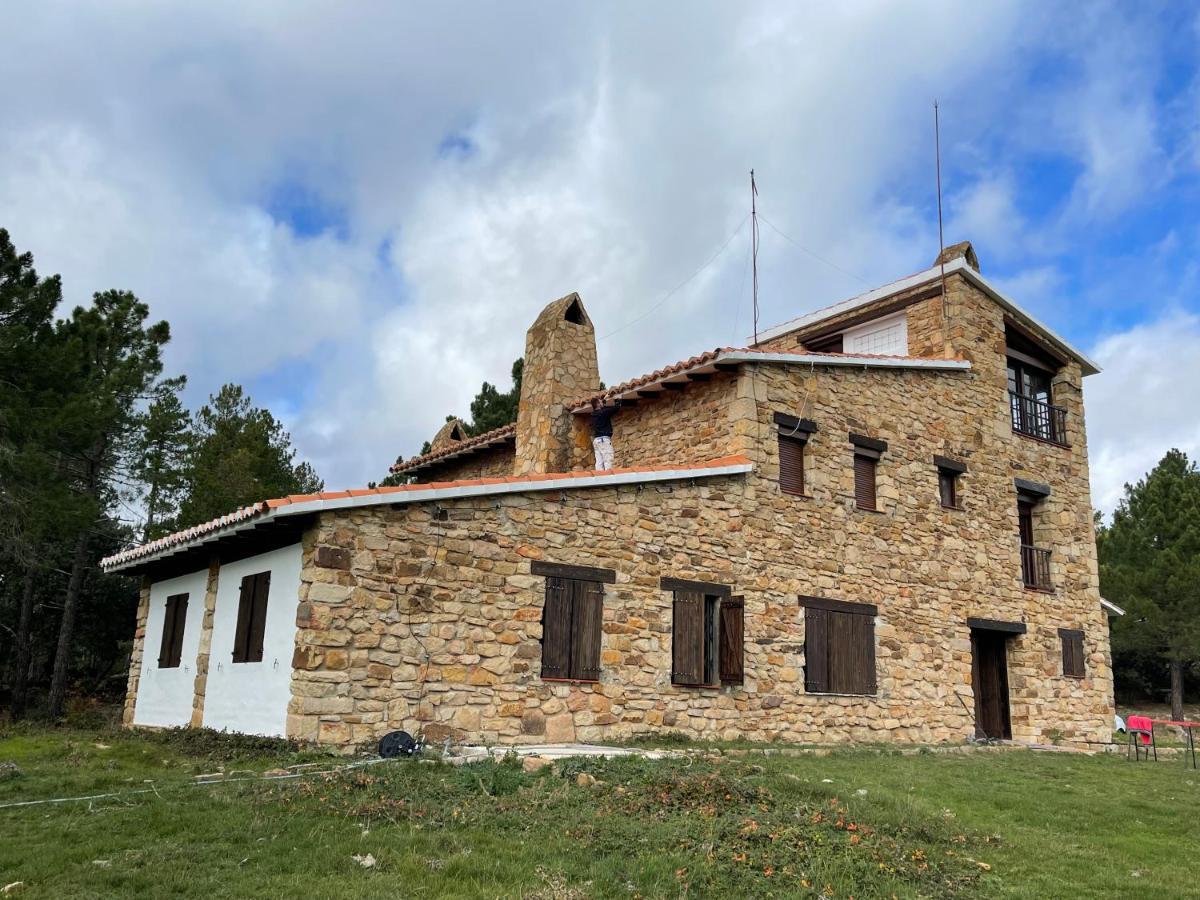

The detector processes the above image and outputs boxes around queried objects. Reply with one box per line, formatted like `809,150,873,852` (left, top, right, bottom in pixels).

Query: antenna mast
751,169,760,345
934,102,949,328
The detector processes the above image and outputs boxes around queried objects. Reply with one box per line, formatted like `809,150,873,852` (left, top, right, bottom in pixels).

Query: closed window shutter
938,470,956,508
778,434,805,495
158,596,177,668
672,591,705,684
719,596,744,684
245,572,270,663
804,606,829,692
852,611,876,694
233,575,255,662
1061,631,1084,677
854,454,877,510
570,580,604,681
167,594,188,667
540,576,572,679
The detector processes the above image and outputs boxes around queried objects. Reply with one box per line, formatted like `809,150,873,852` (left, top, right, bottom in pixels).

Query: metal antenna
751,169,760,345
935,102,949,329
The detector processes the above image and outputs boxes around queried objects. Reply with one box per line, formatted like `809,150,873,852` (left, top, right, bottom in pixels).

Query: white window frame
842,311,909,356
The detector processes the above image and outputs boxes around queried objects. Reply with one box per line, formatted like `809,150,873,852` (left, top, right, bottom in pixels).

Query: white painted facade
132,568,208,728
202,543,303,737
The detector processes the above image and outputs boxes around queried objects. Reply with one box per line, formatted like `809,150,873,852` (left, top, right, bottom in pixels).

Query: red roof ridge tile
390,422,516,474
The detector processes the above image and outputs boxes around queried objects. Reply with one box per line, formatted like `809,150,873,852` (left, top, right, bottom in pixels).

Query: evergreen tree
1099,449,1200,719
132,378,192,541
469,357,523,434
177,384,322,527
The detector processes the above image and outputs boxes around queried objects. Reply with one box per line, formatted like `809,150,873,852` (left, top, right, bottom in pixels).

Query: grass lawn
1,725,1197,898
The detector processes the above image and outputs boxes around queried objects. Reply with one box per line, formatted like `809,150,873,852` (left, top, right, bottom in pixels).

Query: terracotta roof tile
389,422,516,475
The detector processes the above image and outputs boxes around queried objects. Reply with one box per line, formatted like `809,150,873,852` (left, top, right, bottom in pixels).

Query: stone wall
189,559,221,727
122,578,152,726
287,278,1111,750
415,443,516,483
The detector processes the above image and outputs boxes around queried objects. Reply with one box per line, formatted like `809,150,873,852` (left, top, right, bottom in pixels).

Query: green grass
1,725,1197,898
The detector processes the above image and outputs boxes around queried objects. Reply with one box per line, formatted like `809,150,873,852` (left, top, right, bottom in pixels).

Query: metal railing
1021,544,1052,590
1010,391,1068,445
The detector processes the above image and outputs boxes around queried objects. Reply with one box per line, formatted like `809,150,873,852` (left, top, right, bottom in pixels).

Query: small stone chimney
430,418,468,452
934,240,979,270
514,292,601,475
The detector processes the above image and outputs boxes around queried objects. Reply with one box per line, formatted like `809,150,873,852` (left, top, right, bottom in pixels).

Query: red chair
1127,715,1155,761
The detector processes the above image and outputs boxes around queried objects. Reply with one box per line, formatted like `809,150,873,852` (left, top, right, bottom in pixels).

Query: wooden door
971,630,1011,740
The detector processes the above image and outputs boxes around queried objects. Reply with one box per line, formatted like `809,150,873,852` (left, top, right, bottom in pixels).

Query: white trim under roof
569,351,970,412
752,257,1101,376
1100,597,1126,617
101,460,754,573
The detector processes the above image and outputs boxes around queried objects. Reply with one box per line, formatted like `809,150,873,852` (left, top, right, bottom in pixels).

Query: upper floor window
842,311,908,356
532,561,613,681
1006,324,1067,445
1015,479,1052,591
850,433,886,511
1059,628,1085,678
934,455,966,509
775,412,817,496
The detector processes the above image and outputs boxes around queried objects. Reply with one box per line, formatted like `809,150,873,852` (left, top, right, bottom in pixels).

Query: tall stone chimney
514,292,601,475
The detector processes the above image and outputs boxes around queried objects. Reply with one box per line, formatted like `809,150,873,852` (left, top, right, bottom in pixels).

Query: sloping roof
753,257,1101,376
568,347,971,412
390,423,516,474
101,455,753,573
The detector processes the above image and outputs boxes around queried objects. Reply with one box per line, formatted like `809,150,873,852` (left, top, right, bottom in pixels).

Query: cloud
1087,312,1200,515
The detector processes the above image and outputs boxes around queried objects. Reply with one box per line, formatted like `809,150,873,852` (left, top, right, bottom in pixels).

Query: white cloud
1087,312,1200,515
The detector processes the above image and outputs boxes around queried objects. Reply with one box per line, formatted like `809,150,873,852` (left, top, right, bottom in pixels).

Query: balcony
1021,544,1052,591
1010,391,1068,446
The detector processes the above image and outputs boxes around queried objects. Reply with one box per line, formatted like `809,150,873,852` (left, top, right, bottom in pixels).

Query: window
934,455,966,509
842,312,908,356
157,593,189,668
775,412,817,496
1059,628,1085,678
1016,479,1052,590
665,578,742,686
1006,324,1067,444
801,597,876,695
532,562,613,681
850,433,886,511
232,571,271,663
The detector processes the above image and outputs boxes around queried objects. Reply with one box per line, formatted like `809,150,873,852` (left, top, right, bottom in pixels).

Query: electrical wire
599,215,750,342
755,213,870,286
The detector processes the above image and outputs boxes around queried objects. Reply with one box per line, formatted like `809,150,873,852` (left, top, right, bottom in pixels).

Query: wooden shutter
719,596,744,684
1060,629,1084,677
540,576,573,679
854,453,877,510
158,594,187,668
246,572,270,663
778,434,805,496
570,580,603,681
804,606,829,692
233,575,254,662
672,591,705,684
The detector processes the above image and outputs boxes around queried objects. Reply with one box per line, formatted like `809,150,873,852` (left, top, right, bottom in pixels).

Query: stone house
104,241,1119,749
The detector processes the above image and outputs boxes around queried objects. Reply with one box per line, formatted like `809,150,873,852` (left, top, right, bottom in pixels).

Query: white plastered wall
202,543,302,737
133,568,209,727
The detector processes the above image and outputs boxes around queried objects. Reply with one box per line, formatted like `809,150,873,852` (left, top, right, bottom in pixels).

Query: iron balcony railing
1010,391,1068,445
1021,544,1052,590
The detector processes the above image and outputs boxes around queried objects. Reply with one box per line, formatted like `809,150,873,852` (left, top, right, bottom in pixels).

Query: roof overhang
101,457,753,575
570,350,970,412
1100,596,1126,617
754,258,1100,376
390,425,515,475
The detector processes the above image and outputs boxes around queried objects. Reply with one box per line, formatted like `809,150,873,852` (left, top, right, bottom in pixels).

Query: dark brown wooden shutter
570,580,603,681
1060,629,1084,677
719,596,744,684
158,594,186,668
851,611,876,694
854,453,877,510
540,576,572,679
672,591,705,684
804,606,829,692
233,575,254,662
778,434,805,496
246,572,270,663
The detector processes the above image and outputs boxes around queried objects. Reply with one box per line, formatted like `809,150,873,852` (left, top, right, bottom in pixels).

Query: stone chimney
934,240,979,270
514,292,601,475
429,417,468,452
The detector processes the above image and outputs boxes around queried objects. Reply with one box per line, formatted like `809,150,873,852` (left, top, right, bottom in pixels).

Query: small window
540,576,603,681
775,413,816,497
802,597,876,695
854,453,877,510
157,593,189,668
934,456,966,509
671,591,743,686
233,572,271,663
1060,628,1085,678
842,312,908,356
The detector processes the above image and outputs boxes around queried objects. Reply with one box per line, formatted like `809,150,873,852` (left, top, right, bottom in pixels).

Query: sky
3,1,1198,517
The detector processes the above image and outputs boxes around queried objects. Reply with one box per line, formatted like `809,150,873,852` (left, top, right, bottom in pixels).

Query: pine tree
1099,449,1200,719
177,384,323,527
132,378,192,541
469,357,523,434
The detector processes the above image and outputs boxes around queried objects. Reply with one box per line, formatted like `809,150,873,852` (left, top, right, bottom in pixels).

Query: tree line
0,227,322,719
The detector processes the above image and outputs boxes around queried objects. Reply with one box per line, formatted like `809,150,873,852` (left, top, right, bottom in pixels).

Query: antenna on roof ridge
934,102,950,339
751,169,760,346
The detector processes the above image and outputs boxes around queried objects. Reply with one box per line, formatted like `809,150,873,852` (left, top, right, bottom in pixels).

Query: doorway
971,629,1012,740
